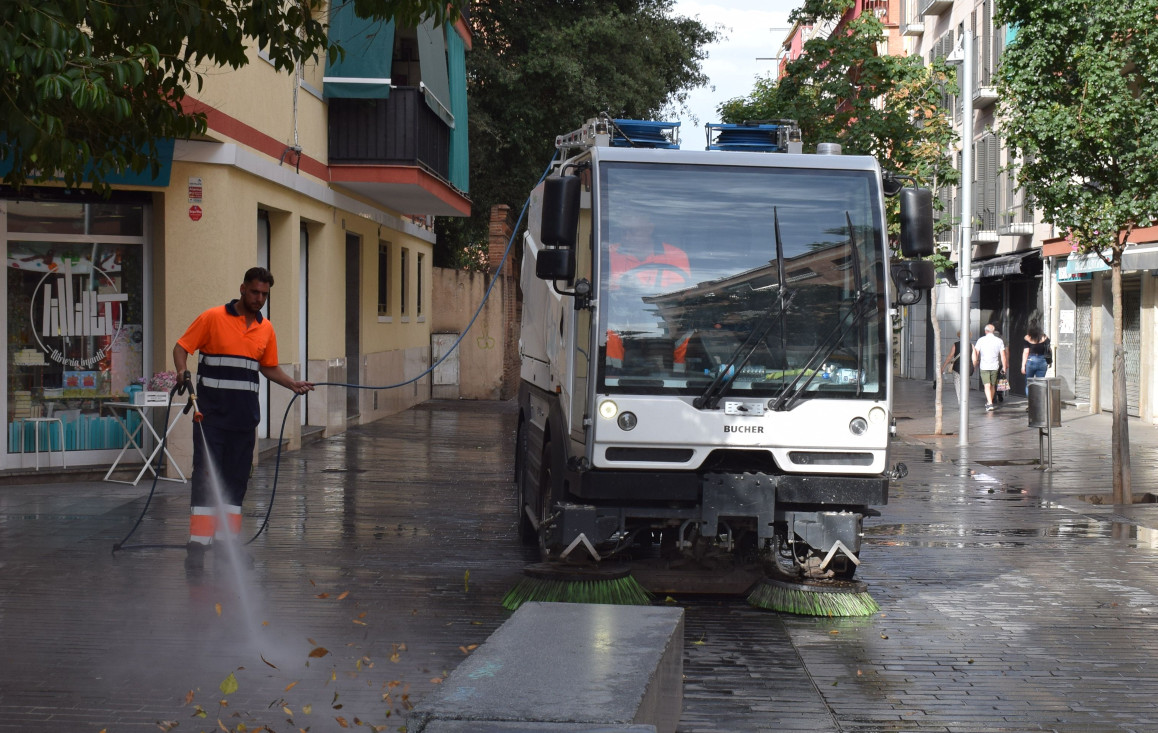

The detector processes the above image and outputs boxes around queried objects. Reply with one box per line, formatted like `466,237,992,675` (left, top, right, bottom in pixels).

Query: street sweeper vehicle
511,116,934,615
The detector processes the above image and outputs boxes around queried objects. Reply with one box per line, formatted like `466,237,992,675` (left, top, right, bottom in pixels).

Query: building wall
0,7,463,474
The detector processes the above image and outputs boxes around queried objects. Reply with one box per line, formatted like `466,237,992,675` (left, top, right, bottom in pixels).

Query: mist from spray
193,421,263,640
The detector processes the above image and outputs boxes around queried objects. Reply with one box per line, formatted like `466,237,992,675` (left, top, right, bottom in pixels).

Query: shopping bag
996,377,1010,392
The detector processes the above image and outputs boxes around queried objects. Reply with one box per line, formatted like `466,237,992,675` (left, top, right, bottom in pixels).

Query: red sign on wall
188,205,203,221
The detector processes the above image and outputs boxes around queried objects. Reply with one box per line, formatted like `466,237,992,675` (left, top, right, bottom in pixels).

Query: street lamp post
948,29,974,446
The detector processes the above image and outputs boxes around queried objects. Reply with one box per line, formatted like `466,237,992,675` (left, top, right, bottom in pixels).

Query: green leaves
997,0,1158,254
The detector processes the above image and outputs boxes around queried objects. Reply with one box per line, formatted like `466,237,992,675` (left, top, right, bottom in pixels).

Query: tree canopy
997,0,1158,502
437,0,719,267
0,0,458,192
720,0,957,200
996,0,1158,253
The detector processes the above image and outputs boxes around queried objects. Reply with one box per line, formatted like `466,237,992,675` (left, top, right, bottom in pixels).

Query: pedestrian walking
940,332,970,402
173,267,314,571
972,324,1007,412
1021,322,1050,394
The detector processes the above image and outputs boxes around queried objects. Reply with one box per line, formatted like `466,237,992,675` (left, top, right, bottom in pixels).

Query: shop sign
30,259,128,369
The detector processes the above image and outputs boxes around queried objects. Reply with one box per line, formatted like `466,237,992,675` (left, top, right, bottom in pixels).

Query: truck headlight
599,400,618,419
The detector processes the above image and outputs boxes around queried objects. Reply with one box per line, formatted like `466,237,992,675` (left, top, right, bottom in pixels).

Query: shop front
3,195,155,471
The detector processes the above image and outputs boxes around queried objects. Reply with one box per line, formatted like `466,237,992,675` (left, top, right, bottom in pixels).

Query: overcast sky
669,0,802,148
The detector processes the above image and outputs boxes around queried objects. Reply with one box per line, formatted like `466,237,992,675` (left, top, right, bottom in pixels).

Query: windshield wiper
694,208,794,410
770,212,873,412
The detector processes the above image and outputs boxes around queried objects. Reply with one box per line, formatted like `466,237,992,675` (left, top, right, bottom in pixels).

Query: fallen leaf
284,681,298,692
331,669,337,682
464,570,470,593
336,716,349,727
309,578,316,586
881,634,889,639
308,637,317,645
337,590,350,600
262,620,270,626
220,672,239,695
316,593,330,599
302,704,312,714
283,706,293,716
664,596,677,603
156,721,178,732
215,602,223,616
184,690,195,705
309,647,330,658
357,612,367,619
352,619,367,626
192,705,207,719
218,719,230,732
430,677,443,684
829,630,840,635
261,655,278,669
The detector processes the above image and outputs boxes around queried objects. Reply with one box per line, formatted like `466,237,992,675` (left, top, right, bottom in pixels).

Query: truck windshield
596,161,887,401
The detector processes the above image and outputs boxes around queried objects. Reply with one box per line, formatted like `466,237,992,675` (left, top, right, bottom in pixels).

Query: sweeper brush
502,563,653,611
747,576,880,617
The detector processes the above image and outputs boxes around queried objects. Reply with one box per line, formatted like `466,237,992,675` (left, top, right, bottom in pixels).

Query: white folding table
103,401,188,485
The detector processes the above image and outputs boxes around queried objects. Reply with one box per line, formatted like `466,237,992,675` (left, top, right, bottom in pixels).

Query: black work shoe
184,541,207,571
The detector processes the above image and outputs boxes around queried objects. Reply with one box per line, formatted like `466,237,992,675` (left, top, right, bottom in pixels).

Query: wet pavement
4,382,1158,732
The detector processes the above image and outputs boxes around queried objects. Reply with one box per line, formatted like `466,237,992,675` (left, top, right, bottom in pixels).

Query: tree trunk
931,283,943,435
1111,257,1132,504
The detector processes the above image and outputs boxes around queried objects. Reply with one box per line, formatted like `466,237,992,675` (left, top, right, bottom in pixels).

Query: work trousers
189,421,255,544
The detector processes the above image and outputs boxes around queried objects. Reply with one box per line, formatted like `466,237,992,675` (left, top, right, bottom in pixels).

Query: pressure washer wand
176,370,202,422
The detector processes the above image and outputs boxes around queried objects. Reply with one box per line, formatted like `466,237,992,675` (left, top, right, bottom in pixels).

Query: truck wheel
515,419,536,545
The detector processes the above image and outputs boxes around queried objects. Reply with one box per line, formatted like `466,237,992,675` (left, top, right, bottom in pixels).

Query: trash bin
1027,377,1061,428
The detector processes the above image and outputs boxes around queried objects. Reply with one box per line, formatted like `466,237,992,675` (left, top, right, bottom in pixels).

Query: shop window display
6,201,146,456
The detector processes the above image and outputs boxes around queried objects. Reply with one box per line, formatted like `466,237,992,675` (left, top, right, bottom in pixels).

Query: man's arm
260,365,314,395
173,343,190,374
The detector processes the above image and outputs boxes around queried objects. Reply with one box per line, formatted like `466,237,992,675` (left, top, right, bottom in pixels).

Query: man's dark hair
244,266,274,287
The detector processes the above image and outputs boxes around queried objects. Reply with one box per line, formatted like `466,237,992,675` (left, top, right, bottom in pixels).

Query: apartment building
2,5,472,474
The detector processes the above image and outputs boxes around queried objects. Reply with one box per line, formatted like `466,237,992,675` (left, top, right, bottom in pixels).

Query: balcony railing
327,87,450,179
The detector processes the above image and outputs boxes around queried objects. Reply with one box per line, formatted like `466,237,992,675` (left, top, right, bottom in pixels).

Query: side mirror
891,260,935,306
536,248,575,282
541,175,581,249
898,188,934,258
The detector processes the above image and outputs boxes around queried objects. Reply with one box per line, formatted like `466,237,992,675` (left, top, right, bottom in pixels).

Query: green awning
323,1,395,99
417,17,453,126
446,24,468,192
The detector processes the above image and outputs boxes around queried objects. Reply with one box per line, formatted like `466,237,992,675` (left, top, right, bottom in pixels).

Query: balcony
919,0,953,16
327,88,469,216
901,20,925,36
973,86,1000,108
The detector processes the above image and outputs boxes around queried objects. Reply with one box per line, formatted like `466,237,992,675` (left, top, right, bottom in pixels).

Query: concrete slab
421,723,657,732
408,602,684,733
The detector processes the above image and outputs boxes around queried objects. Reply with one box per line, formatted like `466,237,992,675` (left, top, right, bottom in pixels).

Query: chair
19,417,67,470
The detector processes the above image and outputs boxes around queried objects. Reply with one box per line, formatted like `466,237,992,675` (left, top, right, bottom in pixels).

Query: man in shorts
972,323,1007,411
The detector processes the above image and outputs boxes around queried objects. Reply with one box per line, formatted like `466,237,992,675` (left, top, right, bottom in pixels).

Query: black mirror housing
541,175,581,249
536,247,575,282
899,188,934,258
891,259,935,306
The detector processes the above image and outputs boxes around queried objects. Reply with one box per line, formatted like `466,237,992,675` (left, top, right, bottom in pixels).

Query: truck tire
515,418,536,545
537,436,556,561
